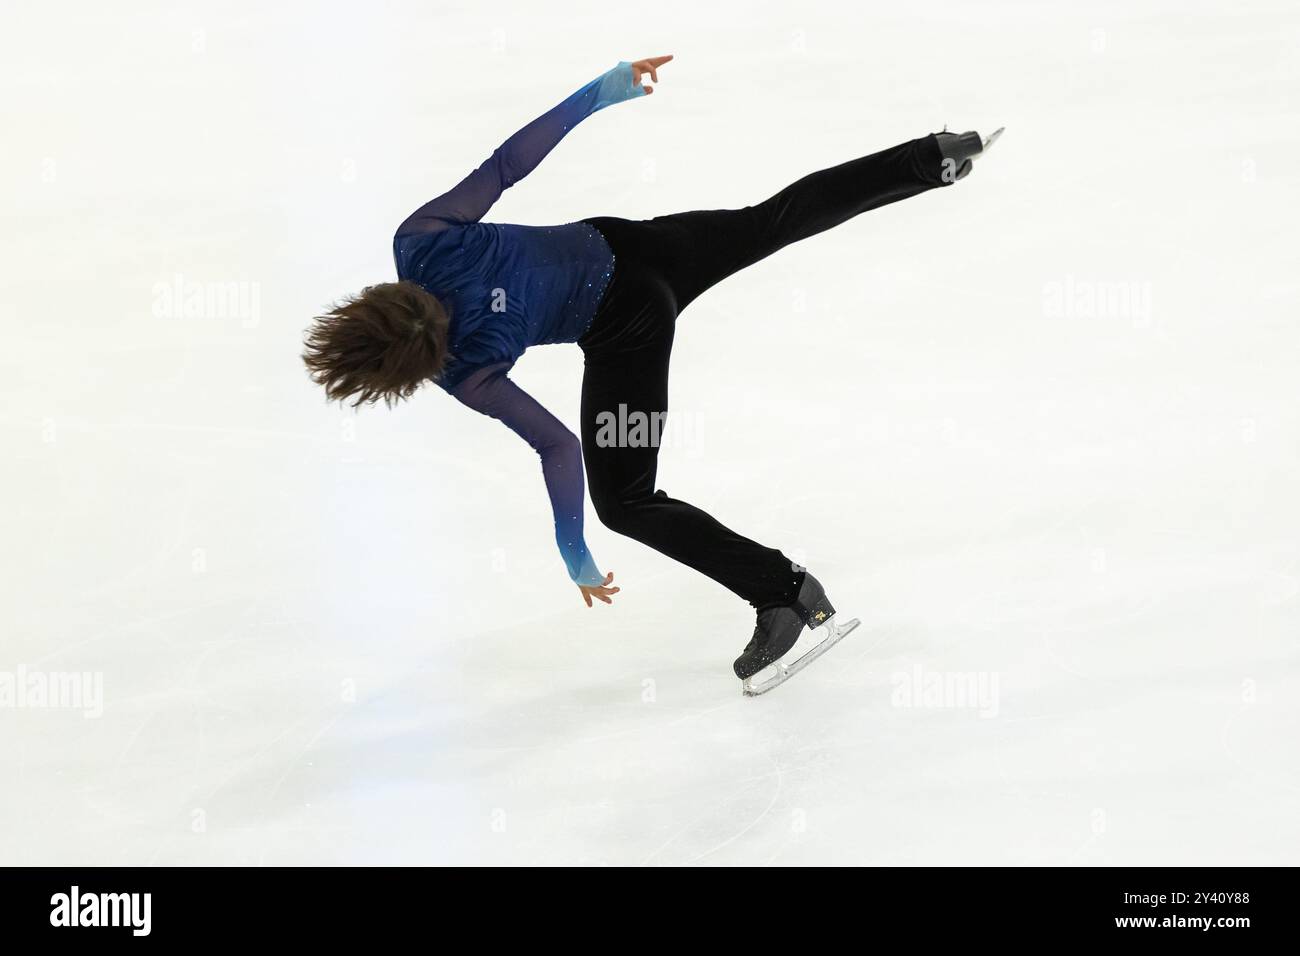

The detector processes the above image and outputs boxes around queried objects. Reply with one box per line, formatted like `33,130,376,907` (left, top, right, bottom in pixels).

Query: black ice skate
935,126,1005,181
733,573,861,696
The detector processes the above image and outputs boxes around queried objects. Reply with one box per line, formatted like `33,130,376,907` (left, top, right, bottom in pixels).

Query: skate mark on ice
27,596,247,669
639,757,785,866
1220,704,1300,796
267,711,348,803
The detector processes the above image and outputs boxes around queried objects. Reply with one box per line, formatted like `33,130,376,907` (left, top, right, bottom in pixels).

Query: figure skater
302,56,1000,694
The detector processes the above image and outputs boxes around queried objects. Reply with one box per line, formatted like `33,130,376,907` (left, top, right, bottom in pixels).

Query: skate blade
741,614,861,697
982,126,1005,152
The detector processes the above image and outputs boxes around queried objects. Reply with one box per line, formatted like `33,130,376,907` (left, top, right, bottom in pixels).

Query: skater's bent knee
592,495,654,538
593,500,635,536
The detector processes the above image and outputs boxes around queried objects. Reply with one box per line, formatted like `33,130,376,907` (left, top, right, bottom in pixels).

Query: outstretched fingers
579,572,620,606
630,54,673,93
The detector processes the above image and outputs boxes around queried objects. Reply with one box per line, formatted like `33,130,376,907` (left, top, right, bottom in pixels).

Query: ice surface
1,0,1297,865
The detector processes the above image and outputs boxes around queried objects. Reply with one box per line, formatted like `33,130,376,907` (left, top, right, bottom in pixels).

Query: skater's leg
587,133,950,310
579,263,803,609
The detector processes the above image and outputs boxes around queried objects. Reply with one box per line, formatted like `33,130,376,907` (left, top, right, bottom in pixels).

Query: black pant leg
613,134,950,309
578,260,803,609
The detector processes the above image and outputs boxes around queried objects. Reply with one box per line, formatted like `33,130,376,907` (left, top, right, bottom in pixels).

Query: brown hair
302,281,449,407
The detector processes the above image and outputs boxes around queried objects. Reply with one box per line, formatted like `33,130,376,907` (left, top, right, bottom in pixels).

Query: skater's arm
396,56,672,236
452,364,612,593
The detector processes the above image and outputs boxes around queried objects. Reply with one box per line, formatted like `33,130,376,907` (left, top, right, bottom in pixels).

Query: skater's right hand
579,572,620,607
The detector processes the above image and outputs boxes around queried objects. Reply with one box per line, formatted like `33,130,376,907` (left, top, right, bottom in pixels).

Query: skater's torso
394,221,615,392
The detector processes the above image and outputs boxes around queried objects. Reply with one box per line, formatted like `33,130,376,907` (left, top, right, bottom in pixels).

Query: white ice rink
3,0,1298,865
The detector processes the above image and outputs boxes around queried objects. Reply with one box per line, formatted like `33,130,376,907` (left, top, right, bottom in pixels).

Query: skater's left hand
579,571,620,607
629,55,673,94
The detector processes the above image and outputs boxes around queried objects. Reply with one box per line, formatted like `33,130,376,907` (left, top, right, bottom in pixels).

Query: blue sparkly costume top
394,63,646,586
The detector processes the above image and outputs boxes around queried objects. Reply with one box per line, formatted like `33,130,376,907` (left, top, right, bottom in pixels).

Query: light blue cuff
592,61,647,111
572,549,606,588
558,529,605,587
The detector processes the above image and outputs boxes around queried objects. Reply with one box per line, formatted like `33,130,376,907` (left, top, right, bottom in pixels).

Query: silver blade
741,614,861,697
982,126,1005,152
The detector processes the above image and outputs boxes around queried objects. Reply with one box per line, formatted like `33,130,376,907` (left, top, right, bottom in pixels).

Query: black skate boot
935,126,1005,181
733,573,860,696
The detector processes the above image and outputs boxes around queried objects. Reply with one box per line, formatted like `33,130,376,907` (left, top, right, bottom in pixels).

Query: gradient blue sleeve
397,62,645,236
452,363,603,586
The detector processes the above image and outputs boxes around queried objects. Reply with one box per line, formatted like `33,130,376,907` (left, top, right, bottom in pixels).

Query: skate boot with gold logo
733,573,861,696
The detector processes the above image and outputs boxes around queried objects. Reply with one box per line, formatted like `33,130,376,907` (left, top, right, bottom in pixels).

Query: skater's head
302,281,449,406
